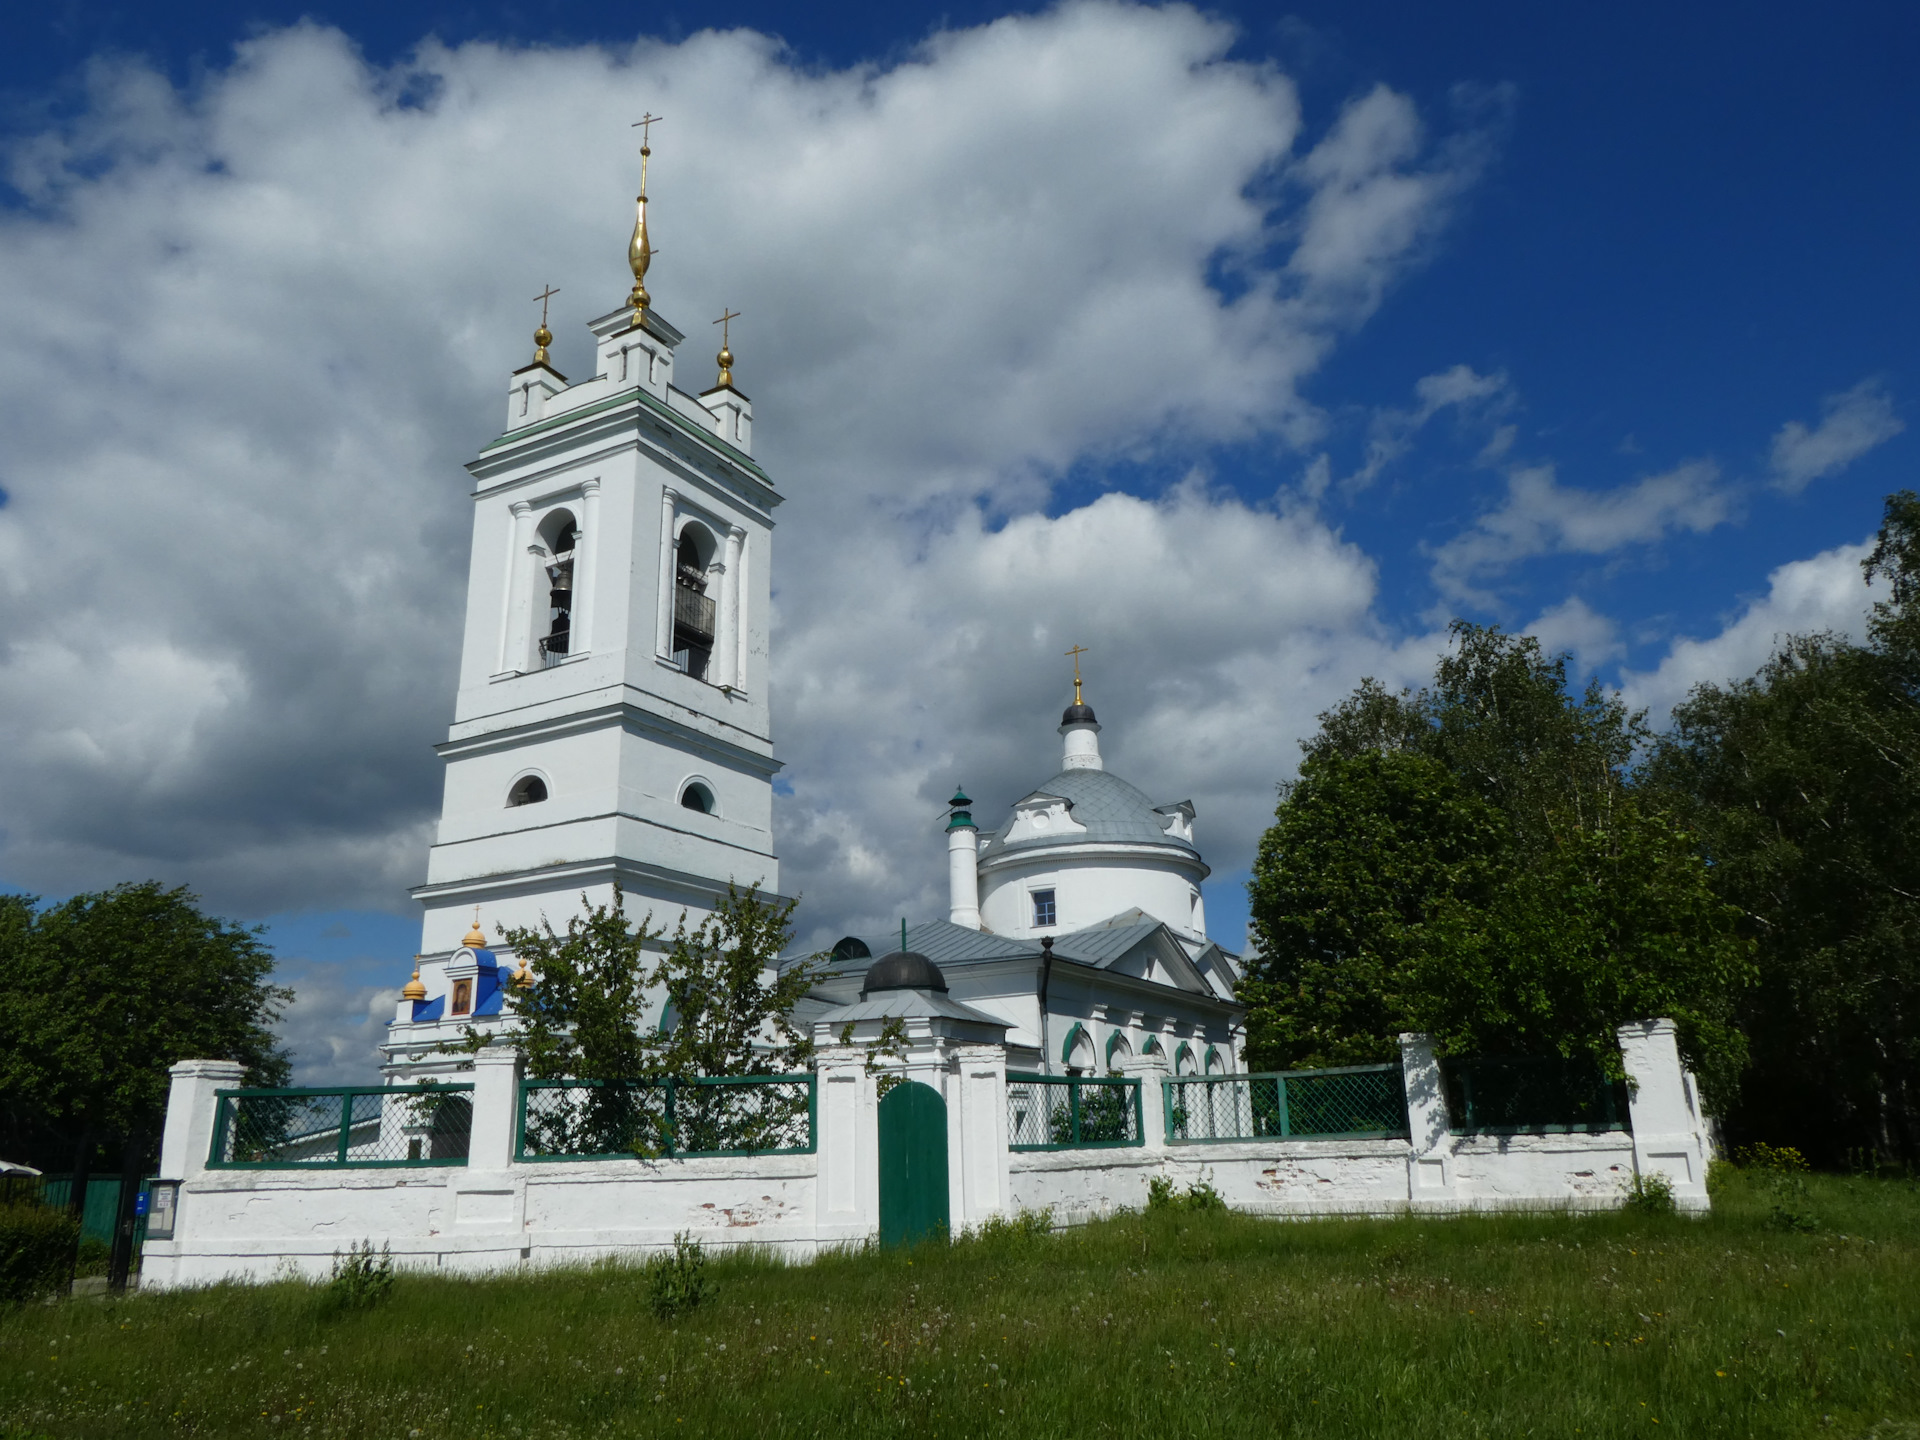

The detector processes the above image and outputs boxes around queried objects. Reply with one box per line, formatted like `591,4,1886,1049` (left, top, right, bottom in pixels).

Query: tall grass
2,1167,1917,1438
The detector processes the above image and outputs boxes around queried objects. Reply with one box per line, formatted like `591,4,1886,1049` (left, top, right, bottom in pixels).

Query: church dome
862,950,948,996
1061,701,1098,725
981,768,1197,857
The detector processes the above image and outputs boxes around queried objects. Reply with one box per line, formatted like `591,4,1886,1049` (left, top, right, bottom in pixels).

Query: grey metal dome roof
1061,701,1098,725
861,950,948,996
980,768,1198,857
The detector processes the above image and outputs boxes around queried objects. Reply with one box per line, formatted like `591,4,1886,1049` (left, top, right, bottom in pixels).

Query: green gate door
878,1080,950,1248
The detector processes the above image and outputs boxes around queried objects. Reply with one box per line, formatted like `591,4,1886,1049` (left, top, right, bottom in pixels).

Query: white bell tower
391,131,781,1055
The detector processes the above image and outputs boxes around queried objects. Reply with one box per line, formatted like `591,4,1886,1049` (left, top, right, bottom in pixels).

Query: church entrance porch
877,1081,950,1248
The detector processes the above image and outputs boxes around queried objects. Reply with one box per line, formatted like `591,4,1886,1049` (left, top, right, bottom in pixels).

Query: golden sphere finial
401,957,427,1003
531,284,560,368
463,906,487,949
711,308,741,390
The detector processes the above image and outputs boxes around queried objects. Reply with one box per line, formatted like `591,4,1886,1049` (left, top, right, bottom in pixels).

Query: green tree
1242,749,1507,1071
1404,801,1751,1105
0,882,290,1176
486,882,820,1082
1648,630,1920,1163
487,889,662,1084
648,884,822,1080
1248,624,1751,1107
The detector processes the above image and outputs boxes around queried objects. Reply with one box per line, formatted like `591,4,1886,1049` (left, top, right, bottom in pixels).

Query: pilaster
1399,1033,1455,1207
159,1059,246,1180
1618,1019,1711,1210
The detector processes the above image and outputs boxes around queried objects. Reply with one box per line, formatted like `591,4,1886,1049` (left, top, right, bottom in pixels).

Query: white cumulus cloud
1769,379,1905,493
1621,540,1879,726
1429,458,1731,606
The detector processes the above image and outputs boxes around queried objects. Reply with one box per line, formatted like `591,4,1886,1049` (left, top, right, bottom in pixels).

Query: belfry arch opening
679,781,715,815
671,523,717,681
507,775,548,807
537,511,578,667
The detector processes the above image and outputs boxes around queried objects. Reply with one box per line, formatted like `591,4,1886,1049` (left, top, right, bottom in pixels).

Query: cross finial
530,284,560,366
712,307,741,388
630,112,664,193
1065,644,1089,704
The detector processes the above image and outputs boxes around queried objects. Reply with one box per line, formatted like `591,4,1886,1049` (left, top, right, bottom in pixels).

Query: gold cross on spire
530,284,560,366
1065,644,1089,704
713,307,741,388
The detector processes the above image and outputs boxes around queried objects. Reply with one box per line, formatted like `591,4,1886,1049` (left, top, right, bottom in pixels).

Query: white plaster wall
979,847,1208,941
141,1157,825,1290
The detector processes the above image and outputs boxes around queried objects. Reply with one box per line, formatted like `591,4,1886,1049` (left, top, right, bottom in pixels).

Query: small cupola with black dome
860,950,949,999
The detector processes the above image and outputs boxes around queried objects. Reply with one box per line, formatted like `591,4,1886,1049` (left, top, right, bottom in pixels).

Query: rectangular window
451,978,473,1017
1031,889,1057,929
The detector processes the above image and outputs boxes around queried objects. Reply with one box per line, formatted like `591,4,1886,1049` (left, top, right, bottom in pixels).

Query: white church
139,140,1714,1286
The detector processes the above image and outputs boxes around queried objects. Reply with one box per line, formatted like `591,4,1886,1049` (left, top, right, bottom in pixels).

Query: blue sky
1,2,1913,1078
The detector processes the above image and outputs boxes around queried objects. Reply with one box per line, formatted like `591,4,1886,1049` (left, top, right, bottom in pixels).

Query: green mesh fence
515,1075,815,1160
1005,1074,1143,1150
1441,1056,1629,1133
1164,1065,1408,1143
209,1086,473,1168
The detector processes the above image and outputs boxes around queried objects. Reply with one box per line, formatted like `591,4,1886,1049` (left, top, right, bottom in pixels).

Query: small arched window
671,525,716,681
508,776,548,807
680,781,715,814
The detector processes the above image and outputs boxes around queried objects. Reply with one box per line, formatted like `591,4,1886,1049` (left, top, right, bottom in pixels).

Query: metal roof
979,768,1197,857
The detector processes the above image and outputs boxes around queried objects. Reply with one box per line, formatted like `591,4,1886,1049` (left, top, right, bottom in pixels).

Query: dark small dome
862,950,948,996
1061,701,1098,725
830,935,872,961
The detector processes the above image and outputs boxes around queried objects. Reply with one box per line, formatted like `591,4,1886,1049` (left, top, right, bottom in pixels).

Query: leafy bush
72,1236,111,1277
1736,1142,1809,1173
646,1231,713,1320
1621,1170,1677,1216
0,1202,78,1304
327,1240,394,1309
1146,1175,1226,1213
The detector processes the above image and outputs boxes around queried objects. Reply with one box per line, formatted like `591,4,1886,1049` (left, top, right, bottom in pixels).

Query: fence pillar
813,1044,875,1243
1398,1034,1455,1207
468,1047,523,1171
952,1042,1011,1231
159,1059,245,1180
1118,1056,1168,1149
1617,1019,1711,1211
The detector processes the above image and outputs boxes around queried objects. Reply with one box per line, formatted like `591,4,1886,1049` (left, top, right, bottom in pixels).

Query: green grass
3,1167,1918,1439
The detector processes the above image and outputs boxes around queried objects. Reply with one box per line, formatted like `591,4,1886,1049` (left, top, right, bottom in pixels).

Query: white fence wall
139,1021,1711,1290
